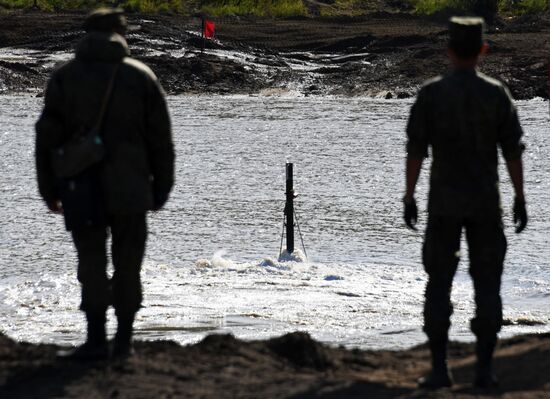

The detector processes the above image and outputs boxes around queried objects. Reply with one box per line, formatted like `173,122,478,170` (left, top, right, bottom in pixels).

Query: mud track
0,10,549,99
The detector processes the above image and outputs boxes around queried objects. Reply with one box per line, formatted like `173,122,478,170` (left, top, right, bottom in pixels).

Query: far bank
0,10,548,99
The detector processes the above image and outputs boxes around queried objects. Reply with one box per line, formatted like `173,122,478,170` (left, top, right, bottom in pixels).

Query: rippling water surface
0,94,548,349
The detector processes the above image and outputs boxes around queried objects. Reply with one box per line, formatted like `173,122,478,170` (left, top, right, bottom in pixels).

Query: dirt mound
0,331,550,398
196,333,242,353
145,53,266,94
267,332,332,370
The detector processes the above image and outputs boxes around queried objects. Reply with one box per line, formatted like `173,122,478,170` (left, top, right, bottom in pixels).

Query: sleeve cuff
502,142,525,161
406,143,429,159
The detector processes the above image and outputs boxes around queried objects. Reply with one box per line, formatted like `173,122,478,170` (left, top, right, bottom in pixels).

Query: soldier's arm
506,157,527,233
403,87,430,230
497,86,525,162
405,157,423,202
498,86,527,232
144,75,175,209
506,158,524,201
35,73,65,212
404,87,430,201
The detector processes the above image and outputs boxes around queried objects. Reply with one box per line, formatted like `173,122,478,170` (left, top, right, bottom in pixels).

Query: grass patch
319,0,380,16
0,0,307,15
1,0,548,15
517,0,550,12
202,0,307,17
0,0,194,12
408,0,550,14
0,0,27,7
407,0,472,13
124,0,186,13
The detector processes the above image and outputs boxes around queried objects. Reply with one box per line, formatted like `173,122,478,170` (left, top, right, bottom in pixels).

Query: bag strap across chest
93,63,120,132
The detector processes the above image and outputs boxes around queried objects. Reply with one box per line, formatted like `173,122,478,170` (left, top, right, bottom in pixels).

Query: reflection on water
0,94,548,349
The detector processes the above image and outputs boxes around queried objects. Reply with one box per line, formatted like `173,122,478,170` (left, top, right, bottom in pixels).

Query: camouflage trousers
71,213,147,318
422,213,506,342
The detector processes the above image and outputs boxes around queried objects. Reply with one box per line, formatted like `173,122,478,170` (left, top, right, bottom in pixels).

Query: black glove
403,197,418,231
152,191,169,211
47,199,63,214
513,197,527,233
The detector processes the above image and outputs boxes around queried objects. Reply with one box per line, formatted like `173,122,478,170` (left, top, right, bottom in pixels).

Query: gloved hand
513,197,527,233
403,197,418,231
152,191,169,211
47,199,63,214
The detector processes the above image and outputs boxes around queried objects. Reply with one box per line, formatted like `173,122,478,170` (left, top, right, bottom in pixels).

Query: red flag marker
203,19,215,39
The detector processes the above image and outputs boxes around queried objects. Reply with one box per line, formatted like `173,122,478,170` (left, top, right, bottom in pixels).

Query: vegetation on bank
0,0,548,16
202,0,307,16
0,0,195,13
410,0,550,14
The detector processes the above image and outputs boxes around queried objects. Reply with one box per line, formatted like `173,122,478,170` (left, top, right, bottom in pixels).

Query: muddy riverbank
0,331,549,398
0,10,549,98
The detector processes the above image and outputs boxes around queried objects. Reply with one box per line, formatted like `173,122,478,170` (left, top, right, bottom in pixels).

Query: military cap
448,16,485,58
83,7,127,33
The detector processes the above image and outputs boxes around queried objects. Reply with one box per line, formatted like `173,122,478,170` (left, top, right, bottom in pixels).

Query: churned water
0,94,548,349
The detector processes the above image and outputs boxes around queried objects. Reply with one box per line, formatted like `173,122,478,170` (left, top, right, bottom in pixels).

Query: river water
0,94,548,349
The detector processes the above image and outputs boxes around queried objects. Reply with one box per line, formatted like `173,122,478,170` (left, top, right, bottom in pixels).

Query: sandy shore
0,331,549,398
0,10,549,99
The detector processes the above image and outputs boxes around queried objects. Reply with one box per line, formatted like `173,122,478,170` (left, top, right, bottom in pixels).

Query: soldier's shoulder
122,57,158,81
50,57,77,76
421,75,444,89
473,71,512,94
476,71,507,89
476,71,514,101
46,58,87,87
415,75,444,99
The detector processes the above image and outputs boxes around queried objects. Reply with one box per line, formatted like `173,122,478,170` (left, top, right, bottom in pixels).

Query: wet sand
0,10,549,99
0,331,549,398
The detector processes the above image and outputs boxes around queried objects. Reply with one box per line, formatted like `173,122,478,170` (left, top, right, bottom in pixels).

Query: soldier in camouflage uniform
403,17,527,388
36,8,175,360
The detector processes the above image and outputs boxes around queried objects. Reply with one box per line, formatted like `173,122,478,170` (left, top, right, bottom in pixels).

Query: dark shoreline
0,330,549,398
0,10,549,99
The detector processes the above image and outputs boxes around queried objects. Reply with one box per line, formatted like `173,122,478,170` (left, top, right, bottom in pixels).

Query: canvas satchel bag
51,63,119,178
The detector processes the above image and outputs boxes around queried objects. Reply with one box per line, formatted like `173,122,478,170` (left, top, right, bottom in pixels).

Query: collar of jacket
75,32,130,62
452,66,478,76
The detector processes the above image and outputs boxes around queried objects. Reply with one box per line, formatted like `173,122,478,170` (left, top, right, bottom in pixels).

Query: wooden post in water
285,163,295,254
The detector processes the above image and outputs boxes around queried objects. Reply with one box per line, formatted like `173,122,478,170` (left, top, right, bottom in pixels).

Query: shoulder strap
93,63,120,132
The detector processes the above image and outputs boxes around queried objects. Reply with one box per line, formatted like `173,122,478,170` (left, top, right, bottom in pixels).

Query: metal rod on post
285,163,295,254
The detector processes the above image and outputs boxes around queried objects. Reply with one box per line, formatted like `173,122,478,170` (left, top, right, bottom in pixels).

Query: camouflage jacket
36,32,174,214
406,67,524,217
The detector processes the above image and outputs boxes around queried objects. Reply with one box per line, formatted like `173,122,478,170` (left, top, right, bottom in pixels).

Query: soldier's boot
112,313,135,359
474,336,498,388
418,339,453,389
57,312,108,361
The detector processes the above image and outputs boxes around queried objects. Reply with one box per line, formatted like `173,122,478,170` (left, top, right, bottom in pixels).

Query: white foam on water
278,248,307,263
257,88,305,98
